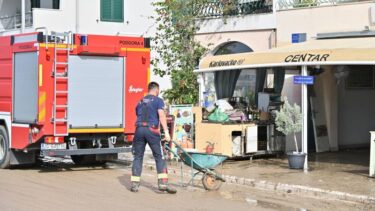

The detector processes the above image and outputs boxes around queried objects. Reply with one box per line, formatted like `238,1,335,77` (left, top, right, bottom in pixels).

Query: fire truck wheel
0,125,10,169
71,155,106,165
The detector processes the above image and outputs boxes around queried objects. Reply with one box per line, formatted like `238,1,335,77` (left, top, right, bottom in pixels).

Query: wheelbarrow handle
164,140,196,165
164,144,180,159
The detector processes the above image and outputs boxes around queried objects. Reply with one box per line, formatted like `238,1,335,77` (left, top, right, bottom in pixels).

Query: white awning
195,37,375,73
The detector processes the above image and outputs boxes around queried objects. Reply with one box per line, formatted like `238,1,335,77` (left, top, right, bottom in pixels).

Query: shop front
195,36,375,170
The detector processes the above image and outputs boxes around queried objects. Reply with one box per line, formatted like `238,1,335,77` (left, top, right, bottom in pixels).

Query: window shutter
101,0,123,22
112,0,124,22
101,0,112,21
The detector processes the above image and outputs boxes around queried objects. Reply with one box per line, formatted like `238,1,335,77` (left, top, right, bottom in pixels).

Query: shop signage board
169,105,194,150
294,76,314,85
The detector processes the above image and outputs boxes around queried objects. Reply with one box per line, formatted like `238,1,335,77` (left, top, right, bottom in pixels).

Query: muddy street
0,159,370,211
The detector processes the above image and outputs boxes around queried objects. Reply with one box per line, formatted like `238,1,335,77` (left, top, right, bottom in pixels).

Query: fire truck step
56,91,68,94
55,76,68,80
54,72,67,77
55,62,68,65
55,105,68,108
54,118,68,122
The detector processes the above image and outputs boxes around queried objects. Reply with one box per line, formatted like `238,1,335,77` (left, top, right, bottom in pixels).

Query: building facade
195,0,375,152
0,0,171,90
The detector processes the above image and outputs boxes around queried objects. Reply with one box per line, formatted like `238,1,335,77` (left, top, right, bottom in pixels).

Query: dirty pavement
0,156,370,211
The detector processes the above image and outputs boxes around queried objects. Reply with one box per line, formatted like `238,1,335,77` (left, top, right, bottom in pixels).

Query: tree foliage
275,99,302,152
151,0,210,104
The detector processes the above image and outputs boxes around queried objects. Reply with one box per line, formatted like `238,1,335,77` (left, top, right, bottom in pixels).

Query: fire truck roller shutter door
13,52,38,123
68,56,124,128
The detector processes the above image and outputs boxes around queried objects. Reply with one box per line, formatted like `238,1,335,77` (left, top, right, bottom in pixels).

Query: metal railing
278,0,367,10
0,12,33,31
195,0,273,18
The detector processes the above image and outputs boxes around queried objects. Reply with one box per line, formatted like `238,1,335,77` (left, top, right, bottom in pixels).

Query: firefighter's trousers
131,126,168,182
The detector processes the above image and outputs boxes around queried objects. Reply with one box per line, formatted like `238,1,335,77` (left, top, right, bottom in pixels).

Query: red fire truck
0,30,150,168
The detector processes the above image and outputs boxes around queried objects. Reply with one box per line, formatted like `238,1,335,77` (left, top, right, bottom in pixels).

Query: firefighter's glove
164,132,171,142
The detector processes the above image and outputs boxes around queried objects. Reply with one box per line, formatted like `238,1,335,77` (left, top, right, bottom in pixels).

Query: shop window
346,66,375,89
233,69,257,102
203,69,256,106
101,0,124,22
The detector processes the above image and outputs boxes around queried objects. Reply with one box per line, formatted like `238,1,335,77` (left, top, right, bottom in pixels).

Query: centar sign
284,53,330,63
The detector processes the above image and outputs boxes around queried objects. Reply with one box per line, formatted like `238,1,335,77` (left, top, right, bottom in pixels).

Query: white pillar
198,73,205,107
21,0,26,33
301,66,308,172
370,131,375,177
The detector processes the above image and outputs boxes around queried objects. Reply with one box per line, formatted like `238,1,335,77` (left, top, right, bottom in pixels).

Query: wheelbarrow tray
164,141,228,190
181,152,228,170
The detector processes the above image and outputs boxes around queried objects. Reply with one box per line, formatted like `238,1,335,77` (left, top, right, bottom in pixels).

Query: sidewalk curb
129,160,375,205
221,175,375,204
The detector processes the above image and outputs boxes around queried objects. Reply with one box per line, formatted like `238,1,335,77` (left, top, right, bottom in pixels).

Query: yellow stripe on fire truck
38,92,46,123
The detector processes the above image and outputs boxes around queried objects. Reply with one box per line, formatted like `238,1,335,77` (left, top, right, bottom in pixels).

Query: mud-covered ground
0,159,371,211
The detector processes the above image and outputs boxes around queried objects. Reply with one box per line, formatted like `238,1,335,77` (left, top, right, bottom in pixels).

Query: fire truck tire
0,125,10,169
71,155,106,165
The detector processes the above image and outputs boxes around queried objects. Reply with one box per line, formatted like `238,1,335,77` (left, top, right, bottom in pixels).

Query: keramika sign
284,53,330,63
209,59,245,68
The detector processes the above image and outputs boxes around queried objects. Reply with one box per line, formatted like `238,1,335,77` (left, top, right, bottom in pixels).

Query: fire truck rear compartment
68,55,125,129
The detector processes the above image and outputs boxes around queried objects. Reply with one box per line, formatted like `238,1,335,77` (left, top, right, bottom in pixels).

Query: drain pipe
75,0,79,33
21,0,25,33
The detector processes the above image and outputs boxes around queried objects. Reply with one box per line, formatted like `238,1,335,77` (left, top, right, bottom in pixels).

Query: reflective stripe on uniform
131,176,141,182
157,173,168,179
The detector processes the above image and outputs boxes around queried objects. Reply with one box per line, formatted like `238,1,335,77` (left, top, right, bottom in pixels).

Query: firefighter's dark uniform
131,95,168,184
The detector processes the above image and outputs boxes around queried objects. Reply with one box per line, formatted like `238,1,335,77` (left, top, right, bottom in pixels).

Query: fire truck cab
0,30,150,168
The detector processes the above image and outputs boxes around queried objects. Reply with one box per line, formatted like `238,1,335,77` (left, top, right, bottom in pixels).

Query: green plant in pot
275,99,305,169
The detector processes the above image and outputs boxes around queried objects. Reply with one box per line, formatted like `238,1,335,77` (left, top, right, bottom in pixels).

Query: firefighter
130,82,177,194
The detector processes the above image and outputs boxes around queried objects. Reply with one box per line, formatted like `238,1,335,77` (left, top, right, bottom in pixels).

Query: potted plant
275,99,305,169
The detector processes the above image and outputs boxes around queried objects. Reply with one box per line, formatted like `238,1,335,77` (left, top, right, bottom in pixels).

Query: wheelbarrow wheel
202,170,223,191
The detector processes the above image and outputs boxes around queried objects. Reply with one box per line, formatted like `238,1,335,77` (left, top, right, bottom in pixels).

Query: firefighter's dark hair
148,82,160,91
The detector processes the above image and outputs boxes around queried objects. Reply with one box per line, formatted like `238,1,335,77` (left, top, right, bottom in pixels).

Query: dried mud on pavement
0,160,372,211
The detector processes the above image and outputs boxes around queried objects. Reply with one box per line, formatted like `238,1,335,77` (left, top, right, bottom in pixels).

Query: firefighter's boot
158,179,177,194
130,181,140,192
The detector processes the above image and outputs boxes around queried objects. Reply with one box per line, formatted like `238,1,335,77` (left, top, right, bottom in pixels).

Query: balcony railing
278,0,368,10
0,12,33,31
195,0,273,18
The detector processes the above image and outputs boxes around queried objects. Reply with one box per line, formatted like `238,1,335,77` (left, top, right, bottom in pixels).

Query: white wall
32,1,75,33
338,71,375,147
195,30,275,53
76,0,154,36
196,13,276,34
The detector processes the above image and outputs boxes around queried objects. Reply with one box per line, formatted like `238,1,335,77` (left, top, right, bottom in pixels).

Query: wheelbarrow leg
190,159,194,185
180,160,185,187
188,171,201,186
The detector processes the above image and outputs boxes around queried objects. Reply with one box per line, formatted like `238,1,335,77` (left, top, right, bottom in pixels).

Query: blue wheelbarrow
164,141,228,191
